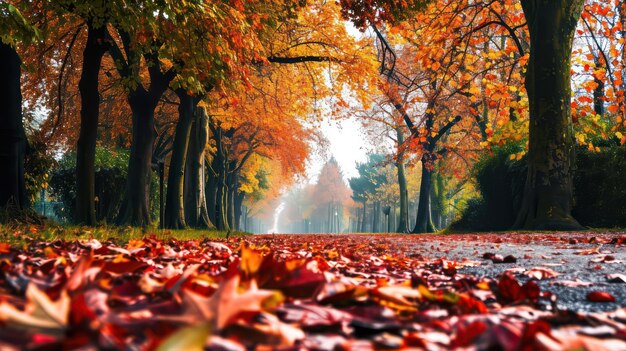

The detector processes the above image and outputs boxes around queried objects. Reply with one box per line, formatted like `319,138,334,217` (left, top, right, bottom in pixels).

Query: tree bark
413,159,436,233
185,106,212,228
234,190,244,231
514,0,585,230
206,167,218,225
0,43,27,211
75,23,107,225
395,127,410,233
360,201,367,232
164,90,197,229
211,126,230,231
116,93,158,226
226,165,237,230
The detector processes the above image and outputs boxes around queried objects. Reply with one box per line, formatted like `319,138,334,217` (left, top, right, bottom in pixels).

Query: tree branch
266,55,341,64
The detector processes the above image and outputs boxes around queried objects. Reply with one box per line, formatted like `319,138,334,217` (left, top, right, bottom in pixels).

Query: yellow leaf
156,323,212,351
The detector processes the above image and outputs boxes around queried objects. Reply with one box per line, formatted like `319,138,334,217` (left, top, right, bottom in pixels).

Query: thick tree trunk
116,94,157,227
395,127,410,233
184,107,212,228
413,160,436,233
75,23,107,225
164,90,197,229
514,0,585,230
0,43,27,211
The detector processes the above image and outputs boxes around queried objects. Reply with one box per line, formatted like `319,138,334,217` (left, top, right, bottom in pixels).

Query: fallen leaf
0,284,69,334
607,274,626,283
523,267,560,280
550,279,593,287
156,322,212,351
586,291,616,303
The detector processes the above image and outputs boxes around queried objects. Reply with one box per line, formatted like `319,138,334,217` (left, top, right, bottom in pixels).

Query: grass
0,223,250,247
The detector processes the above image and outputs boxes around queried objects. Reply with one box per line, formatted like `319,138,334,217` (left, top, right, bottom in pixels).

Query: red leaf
451,321,488,348
520,320,552,351
100,260,148,274
498,273,522,303
586,291,616,302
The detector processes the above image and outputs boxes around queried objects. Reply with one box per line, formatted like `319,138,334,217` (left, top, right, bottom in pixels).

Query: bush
473,144,526,230
48,148,160,224
49,149,129,223
452,143,626,231
448,198,492,232
573,146,626,228
24,137,56,205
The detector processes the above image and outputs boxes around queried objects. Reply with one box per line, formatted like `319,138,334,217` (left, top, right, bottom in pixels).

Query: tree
349,154,388,232
74,5,108,225
513,0,585,230
0,3,37,214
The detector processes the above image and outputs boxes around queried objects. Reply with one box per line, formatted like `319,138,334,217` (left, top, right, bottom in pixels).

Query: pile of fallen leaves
1,233,626,350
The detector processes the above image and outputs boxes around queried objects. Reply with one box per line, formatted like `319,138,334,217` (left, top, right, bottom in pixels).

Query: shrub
573,146,626,228
48,148,159,224
24,137,56,205
452,143,626,231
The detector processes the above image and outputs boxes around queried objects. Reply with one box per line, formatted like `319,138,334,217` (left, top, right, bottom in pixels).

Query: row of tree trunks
0,42,28,212
206,124,231,231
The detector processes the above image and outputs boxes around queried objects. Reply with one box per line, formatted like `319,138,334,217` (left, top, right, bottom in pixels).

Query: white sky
303,115,372,184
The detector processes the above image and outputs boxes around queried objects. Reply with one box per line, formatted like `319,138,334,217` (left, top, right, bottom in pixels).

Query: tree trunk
413,159,436,233
360,201,367,232
164,90,197,229
75,23,107,225
395,127,410,232
514,0,585,230
226,166,237,230
0,43,27,211
215,154,230,231
206,169,218,225
216,170,229,231
234,191,244,231
372,201,379,232
116,93,157,227
184,106,212,228
431,171,445,228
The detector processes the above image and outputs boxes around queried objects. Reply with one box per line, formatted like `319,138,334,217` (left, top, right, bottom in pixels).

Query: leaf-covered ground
1,231,626,350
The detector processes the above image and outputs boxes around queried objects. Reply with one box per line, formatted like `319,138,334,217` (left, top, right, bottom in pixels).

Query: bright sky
305,116,370,183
